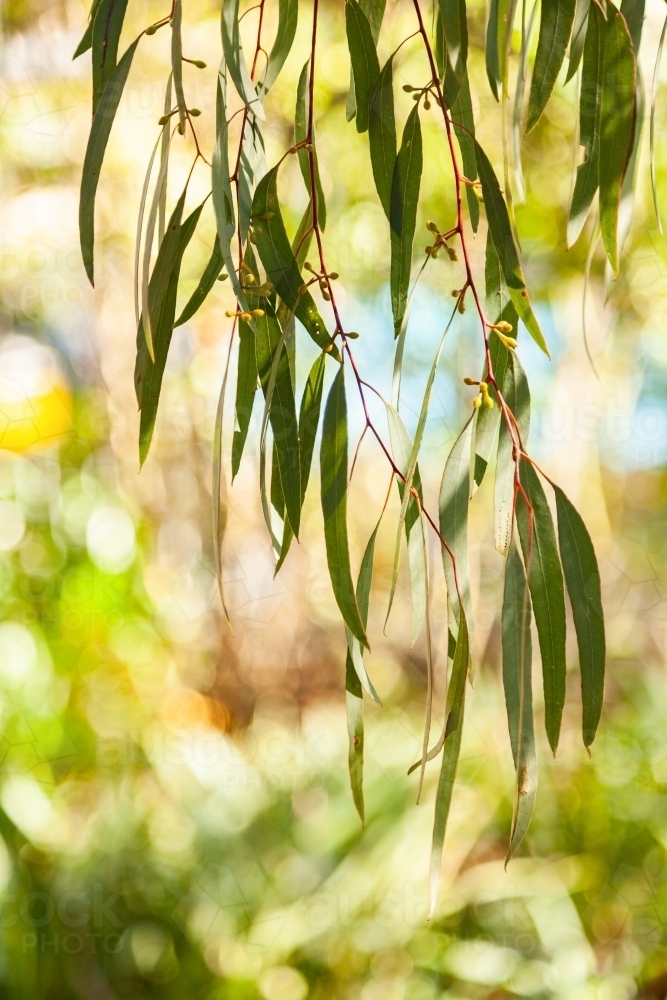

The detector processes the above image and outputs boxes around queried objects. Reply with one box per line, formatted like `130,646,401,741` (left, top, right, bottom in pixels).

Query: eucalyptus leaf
259,0,298,96
346,0,380,134
390,106,423,338
369,58,397,220
526,0,577,133
171,0,187,134
439,418,474,668
91,0,129,115
568,0,605,247
174,243,225,328
221,0,265,119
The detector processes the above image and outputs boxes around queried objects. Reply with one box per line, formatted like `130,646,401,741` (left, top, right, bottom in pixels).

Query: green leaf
566,0,590,81
258,0,298,96
526,0,577,133
136,197,202,464
251,166,336,356
231,318,258,480
472,329,511,495
134,129,163,331
295,62,327,229
346,0,386,121
568,0,605,247
254,306,301,539
651,16,667,233
221,0,265,119
213,68,249,313
345,522,382,703
346,653,365,824
474,139,549,355
346,0,380,134
516,459,567,755
158,75,172,243
171,0,187,134
451,75,480,232
212,322,233,633
79,37,140,286
274,351,326,574
238,114,267,246
439,419,474,668
91,0,129,114
429,611,468,916
599,1,636,276
494,349,530,555
554,486,605,749
369,57,397,219
141,128,175,363
321,366,368,648
620,0,645,55
390,106,423,338
502,541,537,863
73,0,103,59
174,244,225,328
486,0,502,100
440,0,468,92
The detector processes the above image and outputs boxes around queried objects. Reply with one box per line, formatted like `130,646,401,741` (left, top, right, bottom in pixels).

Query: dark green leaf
494,349,530,554
599,2,635,275
472,329,511,495
346,0,380,134
251,166,336,356
620,0,645,55
516,459,567,755
321,366,368,648
566,0,590,81
73,0,103,59
526,0,577,133
486,0,502,100
174,244,225,328
295,62,327,229
91,0,128,114
238,114,266,246
429,612,468,916
369,57,397,219
259,0,298,95
474,139,549,354
439,418,474,667
231,321,259,479
80,37,140,286
346,655,365,824
554,486,605,749
136,197,202,464
221,0,265,119
213,71,249,311
390,106,422,338
346,0,386,121
502,541,537,863
568,0,605,247
451,75,480,232
440,0,468,92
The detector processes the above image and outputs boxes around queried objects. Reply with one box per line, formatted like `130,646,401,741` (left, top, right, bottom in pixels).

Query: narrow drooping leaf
158,75,173,243
526,0,577,132
346,523,382,703
568,0,605,247
212,69,249,312
321,366,368,647
346,656,365,824
554,486,605,749
174,243,225,327
513,1,537,203
516,459,567,755
231,320,258,479
295,62,326,229
136,197,203,464
141,129,176,363
73,0,103,59
369,58,397,219
429,611,468,916
502,541,537,863
275,351,326,574
254,306,301,539
212,328,234,632
599,3,635,275
258,0,298,96
80,37,140,285
134,130,163,329
346,0,386,121
384,402,416,624
440,0,468,94
221,0,264,119
486,0,502,100
616,64,643,263
451,75,480,232
346,0,380,133
567,0,591,80
91,0,129,115
474,140,548,354
238,113,267,246
620,0,645,55
494,349,530,555
472,328,511,495
171,0,187,134
439,418,474,667
651,15,667,233
390,106,422,338
251,167,336,355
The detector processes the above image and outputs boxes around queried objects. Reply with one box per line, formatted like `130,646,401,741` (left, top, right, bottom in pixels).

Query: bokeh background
2,0,667,995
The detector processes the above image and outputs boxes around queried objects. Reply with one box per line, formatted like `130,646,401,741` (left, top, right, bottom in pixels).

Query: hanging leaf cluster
75,0,652,906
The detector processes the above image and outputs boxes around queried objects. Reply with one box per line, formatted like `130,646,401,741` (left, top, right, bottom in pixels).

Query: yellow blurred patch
0,383,73,454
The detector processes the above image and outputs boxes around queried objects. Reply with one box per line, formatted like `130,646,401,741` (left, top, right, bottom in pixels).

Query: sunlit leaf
80,36,140,285
221,0,265,119
526,0,576,133
296,62,327,229
171,0,187,134
258,0,298,96
651,15,667,233
568,0,605,248
390,106,422,338
555,486,605,749
321,366,368,648
158,75,172,243
516,458,567,755
599,1,635,275
502,540,537,863
346,0,380,134
451,75,480,232
567,0,590,80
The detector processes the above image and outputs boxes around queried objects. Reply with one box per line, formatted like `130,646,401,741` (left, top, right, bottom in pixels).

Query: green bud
193,59,207,68
189,108,201,117
346,332,360,339
145,23,158,34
